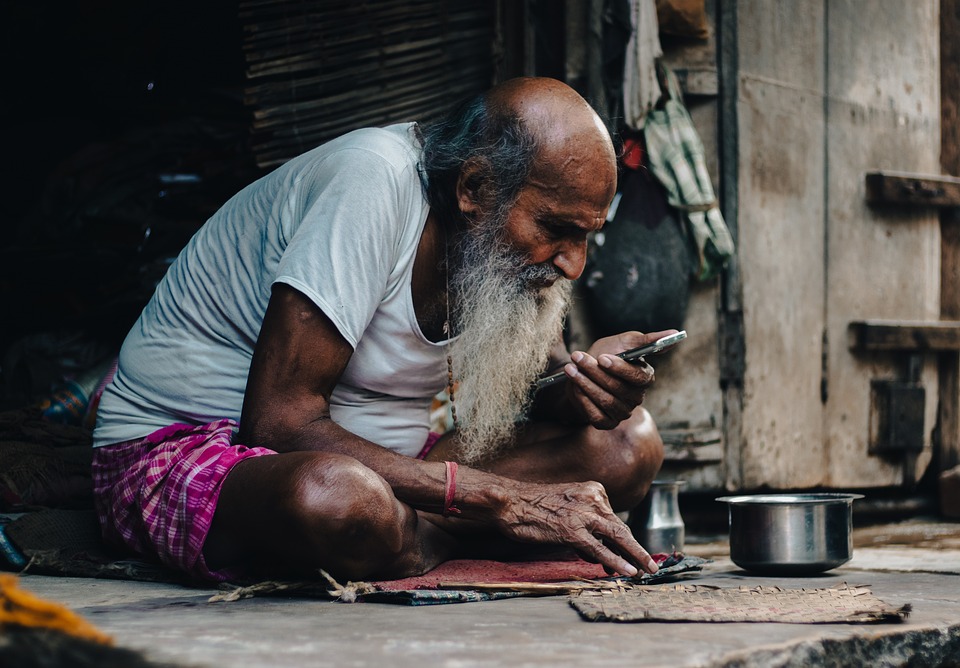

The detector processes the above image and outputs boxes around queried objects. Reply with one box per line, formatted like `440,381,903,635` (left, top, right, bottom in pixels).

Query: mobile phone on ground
534,330,687,391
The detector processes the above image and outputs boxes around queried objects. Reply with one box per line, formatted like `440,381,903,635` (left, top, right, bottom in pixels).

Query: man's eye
540,222,566,239
544,224,587,243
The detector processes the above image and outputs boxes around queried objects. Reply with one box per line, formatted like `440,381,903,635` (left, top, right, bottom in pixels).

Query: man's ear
455,156,490,221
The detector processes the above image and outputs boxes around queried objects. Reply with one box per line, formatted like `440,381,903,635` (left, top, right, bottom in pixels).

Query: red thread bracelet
443,460,461,515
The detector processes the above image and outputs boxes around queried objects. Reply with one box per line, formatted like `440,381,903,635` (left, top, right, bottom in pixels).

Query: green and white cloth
643,65,735,281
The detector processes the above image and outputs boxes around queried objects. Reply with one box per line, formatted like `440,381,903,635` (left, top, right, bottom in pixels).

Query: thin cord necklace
443,229,458,429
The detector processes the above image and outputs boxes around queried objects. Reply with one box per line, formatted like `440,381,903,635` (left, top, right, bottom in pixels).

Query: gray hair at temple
417,93,539,228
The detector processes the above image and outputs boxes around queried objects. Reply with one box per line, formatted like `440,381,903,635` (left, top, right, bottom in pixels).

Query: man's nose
553,241,587,280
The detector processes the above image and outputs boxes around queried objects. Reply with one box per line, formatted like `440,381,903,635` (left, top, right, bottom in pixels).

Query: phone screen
617,330,687,362
535,330,686,391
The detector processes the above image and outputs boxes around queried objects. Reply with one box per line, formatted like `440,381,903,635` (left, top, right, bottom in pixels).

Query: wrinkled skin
203,78,667,582
563,334,659,429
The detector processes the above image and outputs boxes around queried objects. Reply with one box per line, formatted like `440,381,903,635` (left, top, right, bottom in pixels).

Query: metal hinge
719,310,745,386
821,327,829,404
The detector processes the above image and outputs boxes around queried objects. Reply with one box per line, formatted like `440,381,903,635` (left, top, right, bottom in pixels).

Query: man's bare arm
238,283,657,575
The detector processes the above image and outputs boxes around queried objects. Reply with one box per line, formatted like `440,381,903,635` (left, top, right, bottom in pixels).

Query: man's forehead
527,149,616,200
521,174,616,226
526,170,613,196
528,122,615,185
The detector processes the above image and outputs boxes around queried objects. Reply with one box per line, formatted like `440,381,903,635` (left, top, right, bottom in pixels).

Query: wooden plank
663,443,723,464
826,1,942,488
940,352,960,471
945,1,960,178
240,0,495,167
674,68,719,97
865,171,960,208
848,320,960,352
939,0,960,473
660,428,722,464
660,427,722,446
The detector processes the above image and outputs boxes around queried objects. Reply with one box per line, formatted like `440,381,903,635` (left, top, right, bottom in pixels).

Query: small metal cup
629,479,686,554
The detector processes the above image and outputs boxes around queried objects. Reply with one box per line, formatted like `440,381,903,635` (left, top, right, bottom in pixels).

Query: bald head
481,78,617,227
484,77,616,171
419,77,616,227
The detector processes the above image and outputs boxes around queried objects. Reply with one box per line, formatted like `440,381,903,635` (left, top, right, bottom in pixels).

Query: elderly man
92,77,669,583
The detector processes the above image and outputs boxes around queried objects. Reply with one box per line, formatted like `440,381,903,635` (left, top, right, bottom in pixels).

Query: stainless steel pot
715,493,864,575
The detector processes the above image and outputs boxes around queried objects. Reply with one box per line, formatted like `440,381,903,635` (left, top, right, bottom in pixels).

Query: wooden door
733,1,942,490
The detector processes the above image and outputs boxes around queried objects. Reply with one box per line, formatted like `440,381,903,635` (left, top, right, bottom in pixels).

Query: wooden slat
660,427,722,446
865,171,960,207
673,68,719,97
663,443,723,463
660,428,723,463
251,79,483,129
240,0,494,168
940,0,960,473
848,320,960,352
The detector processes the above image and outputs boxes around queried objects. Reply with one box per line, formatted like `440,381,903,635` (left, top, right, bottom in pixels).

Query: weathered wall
735,1,828,489
821,0,941,487
567,0,943,492
734,0,941,489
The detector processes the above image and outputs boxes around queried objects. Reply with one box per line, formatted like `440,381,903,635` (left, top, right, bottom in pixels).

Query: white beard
447,228,572,465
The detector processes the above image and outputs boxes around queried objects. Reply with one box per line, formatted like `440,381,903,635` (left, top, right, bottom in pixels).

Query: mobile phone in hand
535,330,687,391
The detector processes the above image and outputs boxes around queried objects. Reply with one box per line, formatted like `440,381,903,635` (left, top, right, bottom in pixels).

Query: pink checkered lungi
92,419,275,582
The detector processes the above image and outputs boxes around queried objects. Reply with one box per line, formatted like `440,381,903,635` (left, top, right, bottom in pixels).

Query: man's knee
623,407,665,482
286,455,406,540
598,407,665,510
281,455,411,577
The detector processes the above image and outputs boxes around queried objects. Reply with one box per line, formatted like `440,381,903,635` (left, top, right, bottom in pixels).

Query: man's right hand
489,478,659,576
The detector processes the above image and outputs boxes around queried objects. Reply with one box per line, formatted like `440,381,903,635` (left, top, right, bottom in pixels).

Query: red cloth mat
207,553,704,605
372,558,611,591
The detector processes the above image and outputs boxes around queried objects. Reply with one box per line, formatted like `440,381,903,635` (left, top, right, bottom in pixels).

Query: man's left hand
561,330,678,429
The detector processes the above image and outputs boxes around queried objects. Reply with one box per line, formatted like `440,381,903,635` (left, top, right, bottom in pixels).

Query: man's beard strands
447,224,572,464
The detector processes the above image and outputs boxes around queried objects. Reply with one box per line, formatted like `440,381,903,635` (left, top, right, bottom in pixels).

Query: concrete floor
10,518,960,667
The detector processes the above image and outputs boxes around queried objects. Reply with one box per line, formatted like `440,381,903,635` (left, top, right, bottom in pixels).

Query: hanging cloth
643,64,735,280
622,0,663,130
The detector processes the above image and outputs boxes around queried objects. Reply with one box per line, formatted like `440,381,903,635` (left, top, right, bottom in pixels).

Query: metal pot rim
716,493,864,505
650,479,687,488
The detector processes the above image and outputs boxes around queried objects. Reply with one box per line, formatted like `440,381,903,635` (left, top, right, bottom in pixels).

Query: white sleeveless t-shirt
93,123,449,457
